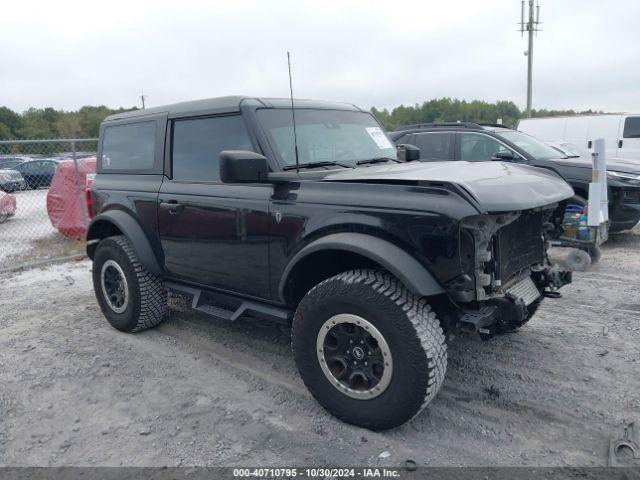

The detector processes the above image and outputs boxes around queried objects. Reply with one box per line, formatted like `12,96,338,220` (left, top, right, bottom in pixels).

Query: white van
517,114,640,160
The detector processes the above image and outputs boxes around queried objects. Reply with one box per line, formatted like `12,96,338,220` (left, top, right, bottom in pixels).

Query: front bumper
458,266,572,339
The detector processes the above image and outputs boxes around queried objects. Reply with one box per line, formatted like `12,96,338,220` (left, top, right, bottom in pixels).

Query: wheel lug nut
349,340,353,344
360,340,364,344
364,361,368,366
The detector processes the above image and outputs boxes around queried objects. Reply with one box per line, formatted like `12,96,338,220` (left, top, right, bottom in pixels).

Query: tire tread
292,269,447,429
101,235,167,332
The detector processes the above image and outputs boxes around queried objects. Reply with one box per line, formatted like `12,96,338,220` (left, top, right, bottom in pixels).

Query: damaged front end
444,204,572,339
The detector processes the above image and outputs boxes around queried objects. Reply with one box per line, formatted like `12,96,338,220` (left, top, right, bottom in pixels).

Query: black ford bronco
87,96,573,430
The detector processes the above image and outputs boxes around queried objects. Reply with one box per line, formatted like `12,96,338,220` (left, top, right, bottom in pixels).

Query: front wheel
92,235,167,333
291,270,447,430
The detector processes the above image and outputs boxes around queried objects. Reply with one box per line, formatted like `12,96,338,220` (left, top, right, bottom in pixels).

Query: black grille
496,212,544,282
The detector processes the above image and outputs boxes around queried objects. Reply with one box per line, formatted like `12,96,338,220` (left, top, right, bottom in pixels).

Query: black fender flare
85,210,163,275
279,232,444,300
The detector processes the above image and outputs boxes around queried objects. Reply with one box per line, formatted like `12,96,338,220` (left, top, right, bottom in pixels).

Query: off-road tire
92,235,167,333
292,269,447,430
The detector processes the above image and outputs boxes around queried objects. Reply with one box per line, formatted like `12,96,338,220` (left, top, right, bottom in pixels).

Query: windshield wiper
356,157,401,165
282,160,352,171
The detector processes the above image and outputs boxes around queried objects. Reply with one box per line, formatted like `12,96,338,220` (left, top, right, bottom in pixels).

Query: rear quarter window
101,121,156,170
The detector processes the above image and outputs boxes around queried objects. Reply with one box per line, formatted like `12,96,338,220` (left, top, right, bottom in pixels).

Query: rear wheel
92,235,167,333
292,269,447,430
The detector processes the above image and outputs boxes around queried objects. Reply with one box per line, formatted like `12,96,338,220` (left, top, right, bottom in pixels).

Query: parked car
0,191,17,223
517,114,640,160
389,123,640,232
86,96,574,430
13,159,58,189
0,169,26,192
0,156,30,170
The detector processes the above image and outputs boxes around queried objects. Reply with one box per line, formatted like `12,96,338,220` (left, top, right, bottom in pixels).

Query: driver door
157,114,273,299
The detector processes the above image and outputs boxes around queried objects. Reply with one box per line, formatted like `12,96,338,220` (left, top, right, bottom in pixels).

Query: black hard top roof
104,96,363,122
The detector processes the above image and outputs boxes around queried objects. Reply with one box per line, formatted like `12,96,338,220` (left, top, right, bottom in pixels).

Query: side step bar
164,281,292,325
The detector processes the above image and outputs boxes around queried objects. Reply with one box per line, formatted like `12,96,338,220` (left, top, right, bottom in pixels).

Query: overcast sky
1,0,639,113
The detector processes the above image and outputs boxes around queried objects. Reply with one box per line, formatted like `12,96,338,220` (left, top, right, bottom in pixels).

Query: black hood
323,161,573,213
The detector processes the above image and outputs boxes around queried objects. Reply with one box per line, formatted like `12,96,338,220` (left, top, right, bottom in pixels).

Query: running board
164,281,292,325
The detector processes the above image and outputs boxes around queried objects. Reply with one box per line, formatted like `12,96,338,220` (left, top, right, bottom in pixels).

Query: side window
460,133,511,162
101,121,156,170
412,133,454,160
623,117,640,138
171,115,254,182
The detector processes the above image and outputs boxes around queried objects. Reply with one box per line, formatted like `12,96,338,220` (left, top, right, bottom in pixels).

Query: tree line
0,106,137,140
372,98,602,131
0,99,602,140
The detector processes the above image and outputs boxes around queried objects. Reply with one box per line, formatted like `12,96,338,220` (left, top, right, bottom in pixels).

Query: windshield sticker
366,127,394,150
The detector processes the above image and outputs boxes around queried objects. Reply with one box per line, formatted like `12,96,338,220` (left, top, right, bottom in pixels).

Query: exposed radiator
496,212,544,282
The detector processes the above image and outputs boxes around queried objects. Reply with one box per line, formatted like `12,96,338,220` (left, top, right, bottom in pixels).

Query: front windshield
256,108,396,167
500,130,565,160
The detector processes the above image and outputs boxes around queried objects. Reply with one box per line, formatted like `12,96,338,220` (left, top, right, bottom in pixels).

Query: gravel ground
0,229,638,467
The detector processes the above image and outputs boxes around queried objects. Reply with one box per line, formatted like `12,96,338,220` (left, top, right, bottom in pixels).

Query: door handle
619,140,623,148
160,200,184,213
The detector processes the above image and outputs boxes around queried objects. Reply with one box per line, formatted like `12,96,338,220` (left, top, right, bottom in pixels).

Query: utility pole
520,0,541,118
140,93,147,109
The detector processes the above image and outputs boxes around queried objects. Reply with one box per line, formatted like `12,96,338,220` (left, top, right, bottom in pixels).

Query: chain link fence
0,139,98,271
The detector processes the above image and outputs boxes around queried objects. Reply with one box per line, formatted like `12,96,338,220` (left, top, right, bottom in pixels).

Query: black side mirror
396,144,421,162
220,150,269,183
492,150,515,161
